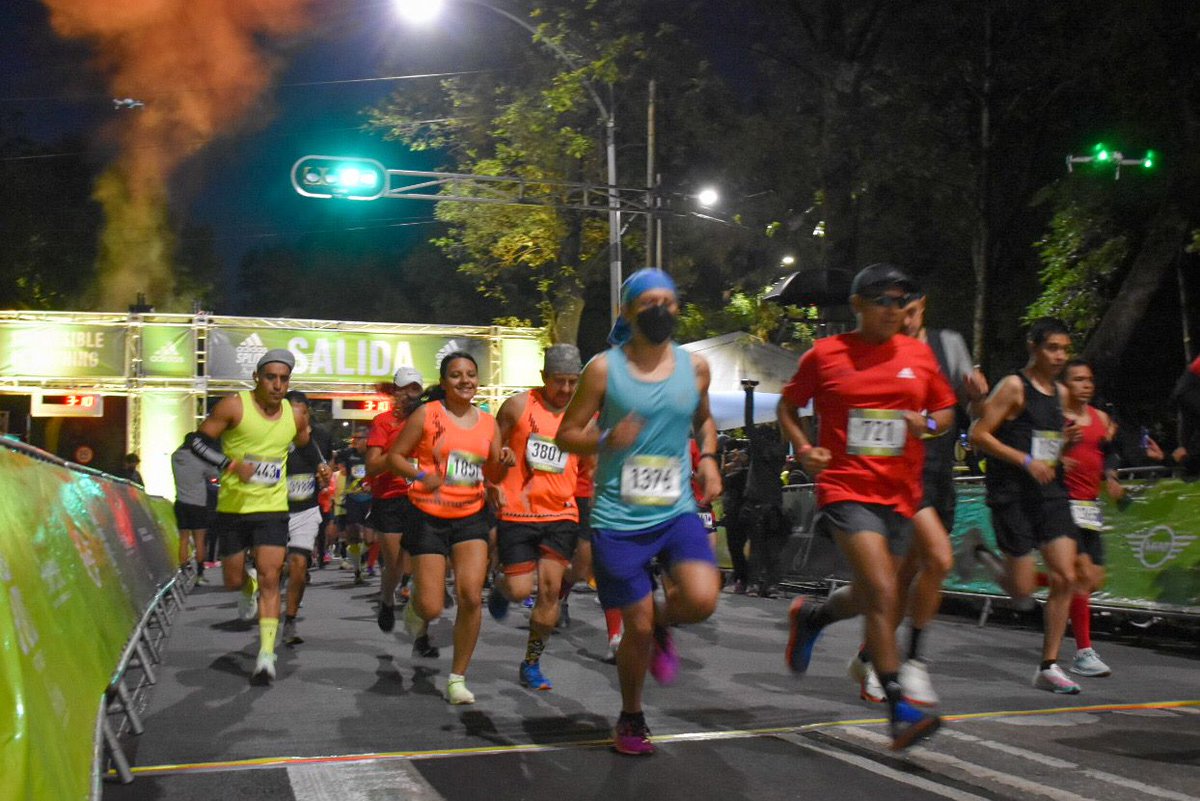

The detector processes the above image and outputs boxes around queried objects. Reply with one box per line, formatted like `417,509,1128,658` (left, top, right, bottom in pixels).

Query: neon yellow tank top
218,390,297,514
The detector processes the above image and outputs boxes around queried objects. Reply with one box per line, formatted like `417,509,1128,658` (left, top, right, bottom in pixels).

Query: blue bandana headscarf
608,268,677,346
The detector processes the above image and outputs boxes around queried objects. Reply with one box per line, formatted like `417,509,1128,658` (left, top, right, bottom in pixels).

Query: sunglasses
864,292,921,309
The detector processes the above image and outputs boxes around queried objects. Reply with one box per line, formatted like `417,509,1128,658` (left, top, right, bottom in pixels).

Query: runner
1060,359,1121,678
281,390,333,647
339,429,374,585
847,290,989,706
171,437,219,584
365,366,430,656
969,317,1082,694
386,351,513,704
777,263,955,751
557,268,722,757
1169,353,1200,478
185,348,318,684
487,345,583,691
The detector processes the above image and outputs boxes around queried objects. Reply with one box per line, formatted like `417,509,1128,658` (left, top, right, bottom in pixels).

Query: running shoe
519,661,553,691
1069,648,1112,677
612,717,656,756
899,659,939,706
366,566,377,578
339,558,350,570
353,570,366,586
377,602,396,633
603,634,622,664
889,699,941,751
194,573,209,586
648,626,679,685
522,596,535,609
250,652,276,686
397,583,411,608
557,601,571,628
237,576,259,623
1033,663,1082,694
412,634,439,659
784,596,824,673
446,676,475,705
731,580,748,595
404,598,425,638
282,619,304,646
487,587,510,621
846,655,886,703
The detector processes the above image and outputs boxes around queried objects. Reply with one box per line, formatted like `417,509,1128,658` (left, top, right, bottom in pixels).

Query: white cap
393,365,424,388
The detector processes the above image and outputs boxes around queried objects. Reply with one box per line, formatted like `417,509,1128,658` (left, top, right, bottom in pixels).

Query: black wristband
186,432,230,471
699,452,719,463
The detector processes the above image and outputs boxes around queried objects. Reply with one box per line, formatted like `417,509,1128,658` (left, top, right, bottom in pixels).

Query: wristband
414,469,428,482
699,452,719,463
1022,454,1033,470
597,429,611,451
925,415,938,434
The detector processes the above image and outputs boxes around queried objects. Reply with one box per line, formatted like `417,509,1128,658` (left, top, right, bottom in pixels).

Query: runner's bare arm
557,355,608,455
385,405,427,480
496,391,528,447
484,421,514,483
969,375,1054,482
690,354,722,504
292,402,312,448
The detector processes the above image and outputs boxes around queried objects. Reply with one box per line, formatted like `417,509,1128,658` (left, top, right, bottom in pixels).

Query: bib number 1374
620,455,682,506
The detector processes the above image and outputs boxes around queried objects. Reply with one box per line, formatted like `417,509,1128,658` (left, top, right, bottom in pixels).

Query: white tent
681,331,802,394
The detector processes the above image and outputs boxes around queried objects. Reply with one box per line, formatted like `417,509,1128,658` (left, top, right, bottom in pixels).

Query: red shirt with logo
1063,405,1107,501
367,410,411,500
782,332,956,517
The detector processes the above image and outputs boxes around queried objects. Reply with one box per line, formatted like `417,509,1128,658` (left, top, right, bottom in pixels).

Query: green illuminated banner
207,326,493,384
0,323,126,378
141,325,195,378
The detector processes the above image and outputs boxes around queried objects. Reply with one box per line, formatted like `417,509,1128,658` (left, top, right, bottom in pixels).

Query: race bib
243,454,283,486
287,473,316,501
445,450,484,487
351,464,367,480
1070,500,1104,531
1031,430,1063,465
698,511,715,530
527,433,568,473
847,409,907,456
620,455,682,506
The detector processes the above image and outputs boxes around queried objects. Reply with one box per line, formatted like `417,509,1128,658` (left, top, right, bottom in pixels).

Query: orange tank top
497,389,579,523
409,401,496,519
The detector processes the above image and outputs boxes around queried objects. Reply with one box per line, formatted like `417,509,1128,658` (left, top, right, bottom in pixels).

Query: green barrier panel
0,445,179,801
945,480,1200,613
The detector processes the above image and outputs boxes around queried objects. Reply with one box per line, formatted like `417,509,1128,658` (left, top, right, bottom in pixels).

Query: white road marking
775,733,993,801
288,760,444,801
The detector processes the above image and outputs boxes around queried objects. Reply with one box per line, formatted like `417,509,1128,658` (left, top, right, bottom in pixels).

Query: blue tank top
591,344,699,531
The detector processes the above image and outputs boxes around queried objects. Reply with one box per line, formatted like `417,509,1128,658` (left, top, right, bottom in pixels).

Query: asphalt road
102,566,1200,801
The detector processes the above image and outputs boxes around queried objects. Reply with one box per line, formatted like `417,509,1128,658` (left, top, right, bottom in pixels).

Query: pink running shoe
648,626,679,685
612,716,656,756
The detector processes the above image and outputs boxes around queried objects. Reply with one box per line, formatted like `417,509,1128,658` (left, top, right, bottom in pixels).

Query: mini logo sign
236,333,268,369
150,338,186,365
1124,525,1197,569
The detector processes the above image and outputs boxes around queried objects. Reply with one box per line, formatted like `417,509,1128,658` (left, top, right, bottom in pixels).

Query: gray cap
256,348,295,372
543,344,582,375
850,263,920,298
393,365,424,388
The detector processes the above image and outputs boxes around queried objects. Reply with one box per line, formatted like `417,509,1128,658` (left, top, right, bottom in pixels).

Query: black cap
850,263,920,298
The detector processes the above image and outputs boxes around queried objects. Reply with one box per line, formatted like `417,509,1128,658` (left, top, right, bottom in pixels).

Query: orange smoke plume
43,0,313,310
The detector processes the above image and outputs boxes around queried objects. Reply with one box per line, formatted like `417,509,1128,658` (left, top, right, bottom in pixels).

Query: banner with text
0,323,126,378
141,325,195,378
207,326,492,384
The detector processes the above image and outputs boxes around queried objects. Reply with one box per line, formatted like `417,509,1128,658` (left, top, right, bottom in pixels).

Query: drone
113,98,145,110
1066,143,1155,179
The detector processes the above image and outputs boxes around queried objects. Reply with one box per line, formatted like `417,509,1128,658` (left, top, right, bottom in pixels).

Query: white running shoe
604,634,622,664
446,676,475,705
1069,648,1112,677
899,659,939,706
250,652,276,685
846,656,886,703
1033,663,1081,694
237,581,259,623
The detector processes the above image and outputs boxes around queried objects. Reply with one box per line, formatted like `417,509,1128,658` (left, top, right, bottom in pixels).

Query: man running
171,437,219,584
557,268,722,757
1059,359,1122,678
339,429,374,584
281,391,332,647
488,344,583,692
847,291,989,705
186,349,318,684
970,318,1081,694
778,263,955,751
365,366,427,648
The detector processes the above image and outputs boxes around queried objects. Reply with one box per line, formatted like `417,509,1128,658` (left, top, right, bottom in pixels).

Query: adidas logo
435,339,462,367
149,339,186,364
897,367,917,379
236,333,268,368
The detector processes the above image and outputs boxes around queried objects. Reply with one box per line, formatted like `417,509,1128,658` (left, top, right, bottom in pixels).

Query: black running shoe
413,634,440,659
377,603,395,633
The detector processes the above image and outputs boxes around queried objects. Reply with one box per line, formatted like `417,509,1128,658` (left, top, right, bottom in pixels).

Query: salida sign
207,327,489,383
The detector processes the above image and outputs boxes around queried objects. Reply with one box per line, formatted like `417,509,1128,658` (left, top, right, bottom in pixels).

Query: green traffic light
1142,149,1157,169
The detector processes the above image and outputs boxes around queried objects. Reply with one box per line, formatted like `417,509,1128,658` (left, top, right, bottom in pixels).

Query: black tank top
985,371,1066,502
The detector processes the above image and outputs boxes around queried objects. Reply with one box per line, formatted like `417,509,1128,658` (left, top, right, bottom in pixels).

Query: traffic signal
291,156,387,200
1142,149,1157,170
1092,143,1110,163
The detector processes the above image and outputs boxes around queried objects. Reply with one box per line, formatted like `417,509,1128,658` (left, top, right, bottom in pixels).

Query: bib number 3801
620,455,682,506
526,433,568,473
846,409,907,456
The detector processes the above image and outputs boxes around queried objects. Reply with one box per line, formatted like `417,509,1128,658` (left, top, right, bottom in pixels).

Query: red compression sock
1070,593,1092,649
366,542,380,570
604,607,624,640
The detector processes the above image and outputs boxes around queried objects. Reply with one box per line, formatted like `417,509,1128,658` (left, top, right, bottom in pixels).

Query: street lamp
696,187,719,208
394,0,623,325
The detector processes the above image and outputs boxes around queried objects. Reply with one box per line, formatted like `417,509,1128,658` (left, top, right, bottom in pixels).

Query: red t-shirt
1190,355,1200,377
1064,405,1107,501
367,410,410,500
782,332,956,517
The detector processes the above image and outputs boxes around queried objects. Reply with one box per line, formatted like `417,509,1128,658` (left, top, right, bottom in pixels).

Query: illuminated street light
697,187,719,207
395,0,623,325
780,255,796,267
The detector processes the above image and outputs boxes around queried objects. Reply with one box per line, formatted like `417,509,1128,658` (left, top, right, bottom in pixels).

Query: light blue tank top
591,344,699,531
